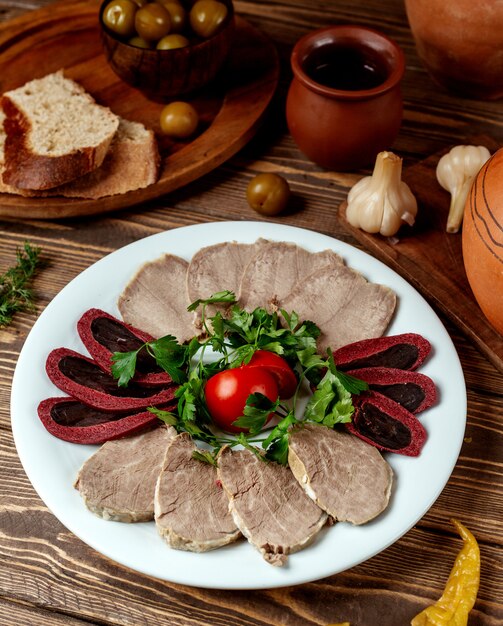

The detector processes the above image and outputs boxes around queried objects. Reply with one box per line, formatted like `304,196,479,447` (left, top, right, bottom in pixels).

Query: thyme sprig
0,242,42,327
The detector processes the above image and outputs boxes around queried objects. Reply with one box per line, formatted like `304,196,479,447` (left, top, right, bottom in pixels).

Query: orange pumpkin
462,148,503,334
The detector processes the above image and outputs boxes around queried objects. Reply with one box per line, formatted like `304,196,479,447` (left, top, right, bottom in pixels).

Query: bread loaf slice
47,118,160,199
0,113,160,199
1,71,119,190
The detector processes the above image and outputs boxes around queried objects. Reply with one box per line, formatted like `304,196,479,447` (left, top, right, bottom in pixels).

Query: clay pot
286,25,405,171
462,149,503,335
405,0,503,100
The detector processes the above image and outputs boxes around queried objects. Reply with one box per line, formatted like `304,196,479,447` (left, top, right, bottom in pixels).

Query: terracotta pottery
286,25,405,171
405,0,503,100
462,149,503,335
99,0,235,98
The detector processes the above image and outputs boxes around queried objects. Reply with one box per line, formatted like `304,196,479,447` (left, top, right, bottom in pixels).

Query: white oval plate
11,221,466,589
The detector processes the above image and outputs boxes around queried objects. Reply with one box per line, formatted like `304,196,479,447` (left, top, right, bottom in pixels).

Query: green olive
189,0,228,39
162,2,187,33
102,0,138,38
129,35,152,48
135,3,172,41
131,0,148,6
246,173,290,216
160,101,199,138
156,33,189,49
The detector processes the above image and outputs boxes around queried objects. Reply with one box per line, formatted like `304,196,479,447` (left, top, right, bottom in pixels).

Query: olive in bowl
99,0,235,98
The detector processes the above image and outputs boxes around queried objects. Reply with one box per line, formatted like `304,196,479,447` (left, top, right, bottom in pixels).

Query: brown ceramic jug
286,25,405,171
405,0,503,100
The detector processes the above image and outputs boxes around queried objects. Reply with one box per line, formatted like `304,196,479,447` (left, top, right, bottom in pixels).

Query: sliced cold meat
238,242,344,312
118,253,195,342
280,263,396,352
217,446,327,566
186,240,268,327
74,425,176,522
288,423,393,525
154,433,241,552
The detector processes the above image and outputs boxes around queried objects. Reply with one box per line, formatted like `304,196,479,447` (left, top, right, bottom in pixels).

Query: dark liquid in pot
304,44,388,91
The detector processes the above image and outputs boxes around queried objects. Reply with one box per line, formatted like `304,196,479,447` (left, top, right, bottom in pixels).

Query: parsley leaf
235,433,267,461
304,370,354,426
232,393,280,435
262,412,297,465
148,335,188,383
192,450,218,466
187,290,236,312
111,349,139,387
334,368,369,394
147,406,178,426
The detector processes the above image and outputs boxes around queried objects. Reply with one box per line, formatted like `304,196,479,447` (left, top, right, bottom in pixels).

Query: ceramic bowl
286,25,405,171
99,0,235,99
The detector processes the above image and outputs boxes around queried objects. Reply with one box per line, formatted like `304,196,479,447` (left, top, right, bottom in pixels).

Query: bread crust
1,96,114,190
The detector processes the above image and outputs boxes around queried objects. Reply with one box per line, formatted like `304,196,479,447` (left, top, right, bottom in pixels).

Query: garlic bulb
345,151,417,237
436,145,491,233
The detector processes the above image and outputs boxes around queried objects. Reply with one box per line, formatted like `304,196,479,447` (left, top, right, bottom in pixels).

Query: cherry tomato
247,350,297,399
205,366,278,433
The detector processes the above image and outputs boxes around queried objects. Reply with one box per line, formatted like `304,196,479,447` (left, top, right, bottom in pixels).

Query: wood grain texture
0,0,502,625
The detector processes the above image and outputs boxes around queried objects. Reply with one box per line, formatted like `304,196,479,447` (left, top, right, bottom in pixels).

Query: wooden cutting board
340,145,503,373
0,0,279,219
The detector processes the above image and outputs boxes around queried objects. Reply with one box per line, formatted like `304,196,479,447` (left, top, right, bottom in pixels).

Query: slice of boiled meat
238,242,344,313
288,423,393,525
154,433,241,552
74,425,176,522
217,446,327,566
186,240,268,328
280,262,396,353
118,253,195,343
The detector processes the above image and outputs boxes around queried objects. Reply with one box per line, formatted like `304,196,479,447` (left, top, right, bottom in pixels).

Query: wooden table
0,1,501,624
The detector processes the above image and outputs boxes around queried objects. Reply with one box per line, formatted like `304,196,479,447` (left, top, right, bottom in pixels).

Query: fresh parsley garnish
0,242,42,327
111,291,368,465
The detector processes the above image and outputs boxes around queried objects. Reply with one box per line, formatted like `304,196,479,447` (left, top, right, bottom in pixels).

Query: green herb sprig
0,242,42,327
111,291,368,465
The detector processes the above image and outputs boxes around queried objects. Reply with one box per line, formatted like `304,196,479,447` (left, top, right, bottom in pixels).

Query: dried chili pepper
411,519,480,626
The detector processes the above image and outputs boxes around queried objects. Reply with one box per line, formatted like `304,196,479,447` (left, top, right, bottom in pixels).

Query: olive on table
246,173,291,216
102,0,138,38
189,0,228,39
135,2,172,41
156,33,189,49
160,101,199,138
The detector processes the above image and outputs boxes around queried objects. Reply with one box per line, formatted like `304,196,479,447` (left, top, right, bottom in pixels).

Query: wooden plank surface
0,0,502,625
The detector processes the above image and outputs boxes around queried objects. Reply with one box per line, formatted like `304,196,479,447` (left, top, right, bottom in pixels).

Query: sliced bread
0,112,160,199
1,71,119,190
47,118,160,199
